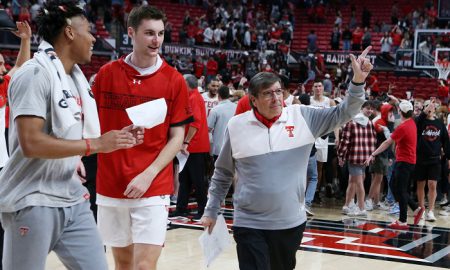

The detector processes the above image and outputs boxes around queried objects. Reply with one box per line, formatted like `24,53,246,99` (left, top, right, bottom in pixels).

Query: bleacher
291,0,430,53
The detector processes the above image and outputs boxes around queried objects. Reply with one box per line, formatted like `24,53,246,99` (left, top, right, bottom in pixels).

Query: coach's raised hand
350,46,373,84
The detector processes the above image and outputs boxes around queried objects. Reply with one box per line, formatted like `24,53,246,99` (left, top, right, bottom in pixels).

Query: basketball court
46,201,450,269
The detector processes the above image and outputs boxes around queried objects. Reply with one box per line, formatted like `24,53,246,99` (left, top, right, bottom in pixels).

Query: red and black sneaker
413,207,425,225
388,220,409,230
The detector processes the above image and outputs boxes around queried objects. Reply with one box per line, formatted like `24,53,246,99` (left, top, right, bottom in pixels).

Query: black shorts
415,163,441,181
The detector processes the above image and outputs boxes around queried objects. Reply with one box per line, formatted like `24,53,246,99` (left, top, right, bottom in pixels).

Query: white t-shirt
201,92,219,116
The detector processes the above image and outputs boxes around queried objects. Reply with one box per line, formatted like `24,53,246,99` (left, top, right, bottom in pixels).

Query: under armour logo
19,226,30,236
133,79,141,85
285,126,295,137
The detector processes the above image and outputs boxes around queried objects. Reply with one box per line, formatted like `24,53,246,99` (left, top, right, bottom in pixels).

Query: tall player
92,6,193,270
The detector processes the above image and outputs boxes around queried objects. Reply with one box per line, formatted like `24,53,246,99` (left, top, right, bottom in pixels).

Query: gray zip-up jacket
204,82,365,230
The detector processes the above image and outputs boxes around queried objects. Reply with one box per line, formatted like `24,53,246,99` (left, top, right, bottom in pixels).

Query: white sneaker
438,197,448,206
342,206,352,214
426,211,437,222
377,201,390,211
365,199,373,211
348,208,368,217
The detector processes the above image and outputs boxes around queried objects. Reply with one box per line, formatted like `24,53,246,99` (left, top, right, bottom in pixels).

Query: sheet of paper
198,214,232,268
126,98,167,129
176,151,189,173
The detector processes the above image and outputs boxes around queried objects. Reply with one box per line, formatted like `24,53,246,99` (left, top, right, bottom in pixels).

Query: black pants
81,154,98,221
233,223,306,270
390,162,418,223
176,152,208,215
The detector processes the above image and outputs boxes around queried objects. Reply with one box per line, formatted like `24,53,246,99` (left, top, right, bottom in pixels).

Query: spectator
307,30,318,53
334,10,343,28
352,26,363,51
342,26,352,51
203,24,214,45
380,31,393,61
415,99,450,222
323,74,333,96
367,104,395,211
206,56,218,79
172,74,210,221
391,25,403,53
367,74,380,97
362,27,372,49
330,26,341,50
207,85,237,160
339,101,377,217
366,100,420,230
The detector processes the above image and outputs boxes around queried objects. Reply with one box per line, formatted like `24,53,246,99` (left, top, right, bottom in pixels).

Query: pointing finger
359,46,372,59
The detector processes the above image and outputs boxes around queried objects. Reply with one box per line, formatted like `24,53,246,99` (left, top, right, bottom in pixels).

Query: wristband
85,139,91,156
183,141,189,145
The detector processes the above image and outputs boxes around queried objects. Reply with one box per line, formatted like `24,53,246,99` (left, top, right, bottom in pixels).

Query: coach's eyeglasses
260,88,283,100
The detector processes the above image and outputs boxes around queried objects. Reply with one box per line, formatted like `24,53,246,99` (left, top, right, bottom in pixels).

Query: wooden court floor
46,203,450,270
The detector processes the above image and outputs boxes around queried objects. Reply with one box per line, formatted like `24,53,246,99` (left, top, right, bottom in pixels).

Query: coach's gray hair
248,72,281,97
183,74,198,90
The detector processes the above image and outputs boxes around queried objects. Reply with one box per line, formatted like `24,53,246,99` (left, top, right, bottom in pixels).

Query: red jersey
206,59,218,76
186,89,210,153
367,75,379,93
0,75,10,108
194,62,204,78
438,85,449,99
352,30,363,44
391,118,417,164
391,32,402,46
93,57,193,199
235,94,252,115
0,75,10,128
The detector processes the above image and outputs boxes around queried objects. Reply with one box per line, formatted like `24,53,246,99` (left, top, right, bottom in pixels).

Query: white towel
33,41,100,139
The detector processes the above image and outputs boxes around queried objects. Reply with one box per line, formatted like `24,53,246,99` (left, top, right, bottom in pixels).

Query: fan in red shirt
193,56,205,78
367,74,380,97
352,26,363,51
92,6,193,269
171,74,210,220
438,79,449,104
206,56,218,76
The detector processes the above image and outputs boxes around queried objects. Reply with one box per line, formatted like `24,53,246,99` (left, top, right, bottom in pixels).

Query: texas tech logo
285,126,295,137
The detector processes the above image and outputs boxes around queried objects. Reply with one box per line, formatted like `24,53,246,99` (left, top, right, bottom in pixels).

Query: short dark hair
400,110,413,118
128,6,167,30
218,86,230,99
313,78,323,84
206,76,220,86
299,94,311,105
362,100,374,108
248,72,281,97
36,0,85,45
279,74,290,89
